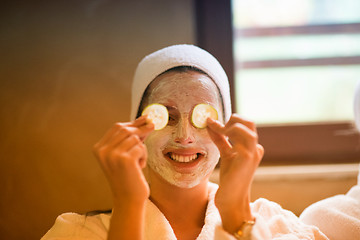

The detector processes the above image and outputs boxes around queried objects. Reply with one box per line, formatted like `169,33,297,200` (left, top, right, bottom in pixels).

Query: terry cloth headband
130,44,232,122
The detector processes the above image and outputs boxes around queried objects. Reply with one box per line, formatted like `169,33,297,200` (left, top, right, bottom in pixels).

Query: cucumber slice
191,103,218,128
141,103,169,130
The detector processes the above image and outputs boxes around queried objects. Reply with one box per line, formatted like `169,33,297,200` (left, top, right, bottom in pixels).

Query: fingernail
147,121,155,128
144,116,151,123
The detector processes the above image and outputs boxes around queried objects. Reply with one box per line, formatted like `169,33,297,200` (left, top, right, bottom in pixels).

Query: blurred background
0,1,195,239
1,0,359,239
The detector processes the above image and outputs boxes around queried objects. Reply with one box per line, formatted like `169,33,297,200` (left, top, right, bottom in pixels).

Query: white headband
130,44,232,121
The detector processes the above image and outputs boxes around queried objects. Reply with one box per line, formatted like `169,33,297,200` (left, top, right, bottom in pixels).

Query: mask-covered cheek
207,141,220,163
197,130,220,159
198,128,215,144
145,127,172,157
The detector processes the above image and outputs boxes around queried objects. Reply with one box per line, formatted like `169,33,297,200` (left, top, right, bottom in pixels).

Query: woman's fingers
256,143,265,158
136,120,154,141
94,122,125,150
103,127,132,150
206,118,232,152
128,143,147,169
128,116,155,140
225,123,258,149
114,134,142,153
102,135,146,173
219,114,258,149
95,117,154,151
93,118,151,204
94,118,152,175
225,114,256,132
207,116,258,149
131,116,148,127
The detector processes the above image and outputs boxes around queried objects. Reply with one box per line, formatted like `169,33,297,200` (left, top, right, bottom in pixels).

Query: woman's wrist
232,218,256,239
108,200,146,240
112,195,147,212
221,210,254,234
218,196,253,234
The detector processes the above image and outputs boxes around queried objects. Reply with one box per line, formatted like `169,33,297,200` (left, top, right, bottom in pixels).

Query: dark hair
135,66,224,120
85,209,112,217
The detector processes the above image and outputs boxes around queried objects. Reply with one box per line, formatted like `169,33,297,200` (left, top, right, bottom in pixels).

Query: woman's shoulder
57,211,111,225
41,211,111,240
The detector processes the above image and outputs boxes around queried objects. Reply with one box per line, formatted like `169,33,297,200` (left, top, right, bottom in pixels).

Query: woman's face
143,70,224,188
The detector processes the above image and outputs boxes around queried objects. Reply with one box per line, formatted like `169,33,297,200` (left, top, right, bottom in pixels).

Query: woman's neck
148,171,210,240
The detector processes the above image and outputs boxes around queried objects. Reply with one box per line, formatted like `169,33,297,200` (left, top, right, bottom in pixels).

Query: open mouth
167,153,202,163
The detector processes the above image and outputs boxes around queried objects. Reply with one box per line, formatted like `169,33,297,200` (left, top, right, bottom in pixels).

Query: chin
165,169,213,189
170,178,203,189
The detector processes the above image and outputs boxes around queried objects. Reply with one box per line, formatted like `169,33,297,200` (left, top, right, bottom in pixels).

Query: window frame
195,0,360,165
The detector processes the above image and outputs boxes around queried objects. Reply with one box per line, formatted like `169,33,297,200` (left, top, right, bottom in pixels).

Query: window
233,0,360,125
195,0,360,165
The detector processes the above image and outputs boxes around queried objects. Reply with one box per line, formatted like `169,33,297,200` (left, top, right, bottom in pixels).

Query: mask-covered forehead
145,71,223,121
130,44,231,122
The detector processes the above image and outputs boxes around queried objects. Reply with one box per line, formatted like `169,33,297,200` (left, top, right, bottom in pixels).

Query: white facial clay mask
144,71,223,188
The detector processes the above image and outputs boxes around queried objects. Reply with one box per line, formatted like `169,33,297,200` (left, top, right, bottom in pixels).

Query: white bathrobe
300,167,360,240
42,183,328,240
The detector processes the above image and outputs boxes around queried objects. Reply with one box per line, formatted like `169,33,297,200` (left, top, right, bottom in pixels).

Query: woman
42,44,328,240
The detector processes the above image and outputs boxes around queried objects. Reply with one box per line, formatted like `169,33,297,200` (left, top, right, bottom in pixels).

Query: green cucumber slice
141,103,169,130
191,103,218,128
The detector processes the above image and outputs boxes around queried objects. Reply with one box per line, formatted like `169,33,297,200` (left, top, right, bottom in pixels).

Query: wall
0,1,195,239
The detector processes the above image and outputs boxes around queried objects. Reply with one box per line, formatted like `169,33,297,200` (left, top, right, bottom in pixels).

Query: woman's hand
207,114,264,234
93,115,154,204
93,116,154,240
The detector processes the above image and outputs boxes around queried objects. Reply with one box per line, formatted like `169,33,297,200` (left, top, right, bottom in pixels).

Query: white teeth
170,153,198,163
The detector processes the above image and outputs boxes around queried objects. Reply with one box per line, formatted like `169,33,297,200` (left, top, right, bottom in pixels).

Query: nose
174,115,195,144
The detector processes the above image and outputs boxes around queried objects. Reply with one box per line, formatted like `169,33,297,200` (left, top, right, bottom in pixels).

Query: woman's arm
207,115,328,240
93,116,154,240
108,201,146,240
207,114,263,235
